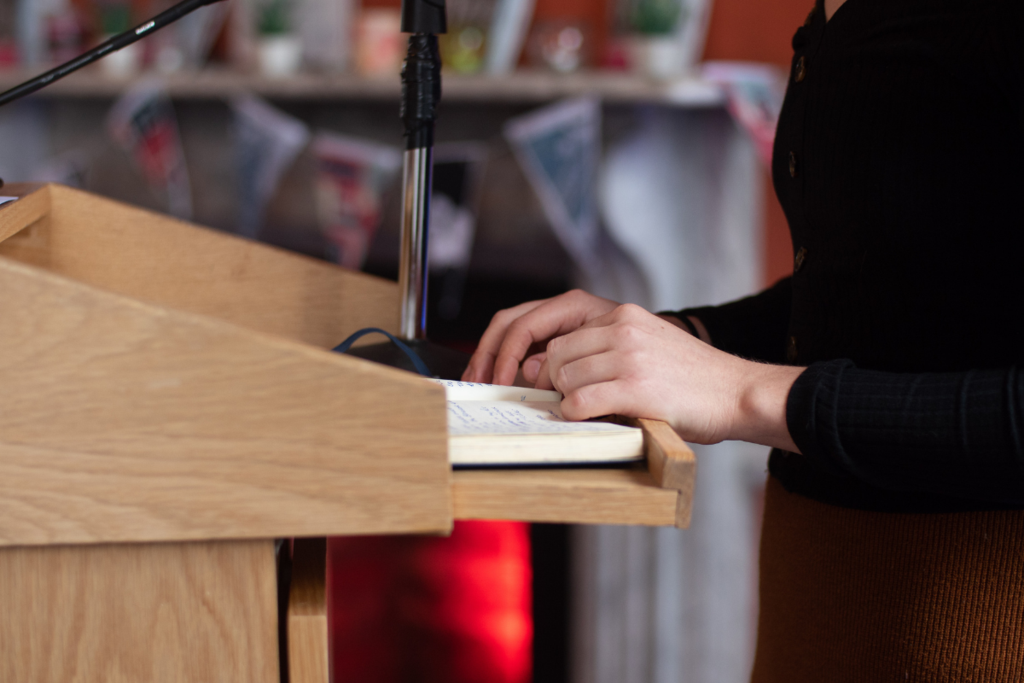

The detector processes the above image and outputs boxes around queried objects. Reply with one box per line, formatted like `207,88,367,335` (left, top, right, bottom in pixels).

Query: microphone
347,0,473,380
0,0,228,109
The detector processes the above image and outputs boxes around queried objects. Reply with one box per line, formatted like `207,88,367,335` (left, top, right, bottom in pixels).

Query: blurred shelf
0,67,726,107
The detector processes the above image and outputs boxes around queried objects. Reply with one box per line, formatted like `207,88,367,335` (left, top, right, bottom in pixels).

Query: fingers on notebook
464,290,620,385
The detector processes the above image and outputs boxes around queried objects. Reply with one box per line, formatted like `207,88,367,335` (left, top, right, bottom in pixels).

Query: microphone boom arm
0,0,227,109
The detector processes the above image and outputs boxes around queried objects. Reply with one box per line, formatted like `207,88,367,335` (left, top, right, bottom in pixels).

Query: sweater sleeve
663,277,792,364
787,360,1024,505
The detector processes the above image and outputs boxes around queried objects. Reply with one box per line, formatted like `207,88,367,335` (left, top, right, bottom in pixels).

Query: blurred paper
600,106,761,310
312,132,401,269
486,0,536,74
702,61,787,167
107,81,192,220
505,98,602,275
233,96,310,238
505,98,649,305
172,1,230,69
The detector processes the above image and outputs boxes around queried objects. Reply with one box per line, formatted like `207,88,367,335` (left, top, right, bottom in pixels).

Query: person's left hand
538,303,802,450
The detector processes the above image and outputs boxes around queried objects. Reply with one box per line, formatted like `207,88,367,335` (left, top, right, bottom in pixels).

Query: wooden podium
0,185,695,682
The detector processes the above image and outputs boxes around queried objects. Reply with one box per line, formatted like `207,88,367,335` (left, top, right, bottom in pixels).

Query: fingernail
523,358,541,382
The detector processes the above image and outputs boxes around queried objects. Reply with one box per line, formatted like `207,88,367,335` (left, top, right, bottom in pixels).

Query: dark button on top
794,247,808,272
787,336,798,363
794,56,806,83
788,151,798,178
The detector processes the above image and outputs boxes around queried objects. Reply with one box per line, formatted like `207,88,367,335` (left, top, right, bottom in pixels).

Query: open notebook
434,380,645,466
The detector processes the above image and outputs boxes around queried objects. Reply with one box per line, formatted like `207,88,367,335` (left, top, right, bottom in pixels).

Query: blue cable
333,328,433,377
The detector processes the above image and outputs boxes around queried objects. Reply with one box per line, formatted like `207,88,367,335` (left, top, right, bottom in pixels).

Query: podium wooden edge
452,419,696,529
288,538,329,683
0,183,402,351
0,183,49,244
634,418,697,528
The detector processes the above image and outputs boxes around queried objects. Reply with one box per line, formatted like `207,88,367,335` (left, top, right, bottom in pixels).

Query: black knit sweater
674,0,1024,511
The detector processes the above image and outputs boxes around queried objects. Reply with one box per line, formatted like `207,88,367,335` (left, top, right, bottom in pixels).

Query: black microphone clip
401,0,448,35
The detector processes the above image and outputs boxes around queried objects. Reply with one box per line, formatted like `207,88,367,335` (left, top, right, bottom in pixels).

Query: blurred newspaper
107,81,192,219
233,96,310,239
505,98,648,305
312,132,401,269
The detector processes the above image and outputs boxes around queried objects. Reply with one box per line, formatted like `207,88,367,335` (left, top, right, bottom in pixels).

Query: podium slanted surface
0,184,452,546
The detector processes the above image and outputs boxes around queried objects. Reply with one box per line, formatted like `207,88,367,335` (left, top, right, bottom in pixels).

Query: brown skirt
751,477,1024,683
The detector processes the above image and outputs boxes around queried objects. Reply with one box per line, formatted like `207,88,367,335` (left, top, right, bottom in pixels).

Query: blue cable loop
333,328,433,377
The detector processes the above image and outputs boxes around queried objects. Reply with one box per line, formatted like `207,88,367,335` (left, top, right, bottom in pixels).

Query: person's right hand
462,290,621,386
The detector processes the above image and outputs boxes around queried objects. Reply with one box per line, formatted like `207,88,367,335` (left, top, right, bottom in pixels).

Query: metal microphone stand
346,0,471,380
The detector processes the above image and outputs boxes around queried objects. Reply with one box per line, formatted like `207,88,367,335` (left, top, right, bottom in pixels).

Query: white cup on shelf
258,35,303,78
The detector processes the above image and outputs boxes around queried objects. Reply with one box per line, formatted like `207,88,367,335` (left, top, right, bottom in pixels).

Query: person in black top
464,0,1024,679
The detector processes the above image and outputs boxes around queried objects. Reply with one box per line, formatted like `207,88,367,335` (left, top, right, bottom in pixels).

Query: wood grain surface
452,468,680,527
0,256,451,546
635,418,697,528
0,540,279,683
288,538,329,683
452,419,696,528
0,184,399,348
0,183,47,244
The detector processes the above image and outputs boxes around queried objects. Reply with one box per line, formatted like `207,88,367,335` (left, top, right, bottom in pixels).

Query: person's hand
462,290,621,386
539,303,802,449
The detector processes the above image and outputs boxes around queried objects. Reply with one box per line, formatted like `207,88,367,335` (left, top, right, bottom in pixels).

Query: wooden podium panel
0,256,451,546
0,540,279,683
453,468,681,526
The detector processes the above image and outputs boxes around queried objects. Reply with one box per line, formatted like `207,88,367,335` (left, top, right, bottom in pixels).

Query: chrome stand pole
397,29,443,341
398,146,433,340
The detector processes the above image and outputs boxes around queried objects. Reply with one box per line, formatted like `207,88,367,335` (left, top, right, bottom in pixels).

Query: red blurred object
0,42,18,68
329,521,533,683
601,36,631,71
